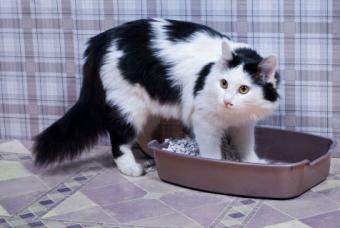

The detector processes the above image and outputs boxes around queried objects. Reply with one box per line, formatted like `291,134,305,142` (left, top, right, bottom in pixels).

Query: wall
0,0,339,155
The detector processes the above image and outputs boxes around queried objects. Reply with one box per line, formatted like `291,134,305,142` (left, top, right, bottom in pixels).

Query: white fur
100,20,279,175
149,19,250,125
114,145,144,176
100,43,181,133
192,62,278,163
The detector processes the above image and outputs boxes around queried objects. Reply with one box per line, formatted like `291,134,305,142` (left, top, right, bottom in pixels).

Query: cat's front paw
249,157,268,164
200,152,223,160
243,157,269,164
117,162,145,177
242,152,269,164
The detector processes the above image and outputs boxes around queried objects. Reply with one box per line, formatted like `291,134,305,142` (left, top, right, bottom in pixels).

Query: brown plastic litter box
147,127,334,199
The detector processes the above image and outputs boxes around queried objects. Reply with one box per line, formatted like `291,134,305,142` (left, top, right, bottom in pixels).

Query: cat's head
204,41,280,124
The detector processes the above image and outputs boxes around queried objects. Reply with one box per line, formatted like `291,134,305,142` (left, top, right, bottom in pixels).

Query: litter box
147,127,334,199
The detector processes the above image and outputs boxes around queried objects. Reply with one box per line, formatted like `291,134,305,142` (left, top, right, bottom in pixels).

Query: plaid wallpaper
0,0,339,155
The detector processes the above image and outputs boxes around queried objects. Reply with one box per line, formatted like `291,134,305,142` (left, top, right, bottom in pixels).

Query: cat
33,18,280,176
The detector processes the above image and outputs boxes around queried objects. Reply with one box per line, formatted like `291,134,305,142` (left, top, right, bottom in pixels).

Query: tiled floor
0,140,340,228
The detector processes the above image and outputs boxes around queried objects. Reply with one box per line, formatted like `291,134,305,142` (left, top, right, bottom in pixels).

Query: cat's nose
224,100,233,107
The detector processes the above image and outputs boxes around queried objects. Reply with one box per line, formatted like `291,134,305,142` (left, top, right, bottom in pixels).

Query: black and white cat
33,18,280,176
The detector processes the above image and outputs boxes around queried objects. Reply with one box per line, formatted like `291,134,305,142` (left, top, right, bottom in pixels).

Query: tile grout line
112,212,181,228
240,200,264,227
209,198,238,227
156,199,204,228
37,167,181,228
35,164,105,220
11,163,104,221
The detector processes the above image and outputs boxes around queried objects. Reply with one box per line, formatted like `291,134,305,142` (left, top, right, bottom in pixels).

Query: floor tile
0,160,31,181
265,191,340,219
0,140,31,154
0,191,44,215
245,204,292,228
330,158,340,174
264,220,311,228
127,212,202,227
38,165,91,188
0,176,49,200
0,205,10,216
318,186,340,202
81,181,146,206
21,160,46,176
104,199,174,223
160,190,231,211
182,202,227,227
1,139,340,227
311,179,340,192
46,206,118,224
133,174,185,194
43,192,97,218
82,169,127,190
301,209,340,228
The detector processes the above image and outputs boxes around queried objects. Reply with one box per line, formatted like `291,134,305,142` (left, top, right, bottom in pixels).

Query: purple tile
0,191,44,215
241,199,255,205
0,176,49,200
20,212,34,219
21,161,46,175
182,202,227,227
82,169,127,190
160,190,231,211
20,155,32,160
28,221,44,227
266,191,340,218
104,199,174,223
319,187,340,202
66,225,82,228
39,200,54,205
245,204,292,228
39,165,84,188
48,206,117,224
87,166,102,171
229,212,245,218
57,187,71,193
82,181,146,206
74,176,87,181
302,210,340,228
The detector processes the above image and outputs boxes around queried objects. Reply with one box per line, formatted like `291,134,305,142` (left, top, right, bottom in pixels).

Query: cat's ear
217,41,233,69
258,55,277,83
221,41,233,61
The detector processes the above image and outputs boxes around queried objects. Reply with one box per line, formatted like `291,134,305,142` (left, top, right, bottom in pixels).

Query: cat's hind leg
106,105,144,176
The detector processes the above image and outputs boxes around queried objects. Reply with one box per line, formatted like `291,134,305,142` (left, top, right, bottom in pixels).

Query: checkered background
0,0,339,155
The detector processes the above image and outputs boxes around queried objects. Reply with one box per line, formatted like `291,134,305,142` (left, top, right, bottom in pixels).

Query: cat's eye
220,79,228,89
239,85,250,94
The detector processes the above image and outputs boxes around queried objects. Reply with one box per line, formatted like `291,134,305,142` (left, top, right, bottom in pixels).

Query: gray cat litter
163,137,240,161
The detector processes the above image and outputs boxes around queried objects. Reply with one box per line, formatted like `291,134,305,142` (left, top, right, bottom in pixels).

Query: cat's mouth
223,100,234,108
224,103,234,109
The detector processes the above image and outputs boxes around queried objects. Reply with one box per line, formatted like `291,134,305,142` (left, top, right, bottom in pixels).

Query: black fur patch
164,19,227,42
105,105,137,158
194,62,214,96
228,53,242,68
263,83,279,102
114,19,181,104
235,48,263,63
234,48,264,85
234,47,280,102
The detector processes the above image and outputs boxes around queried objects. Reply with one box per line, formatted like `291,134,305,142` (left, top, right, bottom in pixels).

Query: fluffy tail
33,32,111,166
